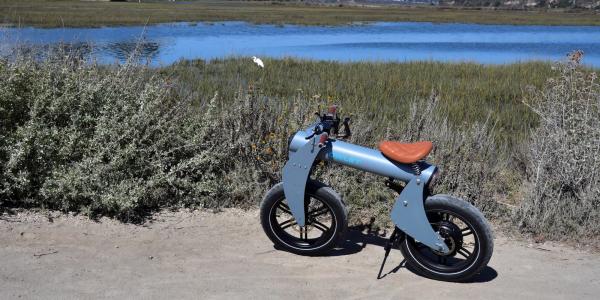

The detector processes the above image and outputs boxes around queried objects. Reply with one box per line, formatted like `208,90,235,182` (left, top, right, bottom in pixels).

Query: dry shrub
0,53,508,227
194,90,505,228
517,57,600,240
312,93,504,227
388,93,507,216
4,50,598,242
213,91,319,208
0,56,226,220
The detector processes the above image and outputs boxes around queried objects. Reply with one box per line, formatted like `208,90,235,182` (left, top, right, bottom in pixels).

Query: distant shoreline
1,1,599,28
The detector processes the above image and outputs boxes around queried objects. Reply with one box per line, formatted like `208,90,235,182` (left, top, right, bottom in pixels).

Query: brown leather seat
378,141,433,164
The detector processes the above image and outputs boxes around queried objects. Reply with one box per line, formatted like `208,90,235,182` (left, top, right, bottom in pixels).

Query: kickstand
377,227,401,279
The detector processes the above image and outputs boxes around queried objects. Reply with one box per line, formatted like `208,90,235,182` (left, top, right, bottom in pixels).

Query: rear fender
390,165,450,254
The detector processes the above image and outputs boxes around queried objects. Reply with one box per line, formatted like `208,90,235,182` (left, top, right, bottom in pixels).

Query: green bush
0,57,226,220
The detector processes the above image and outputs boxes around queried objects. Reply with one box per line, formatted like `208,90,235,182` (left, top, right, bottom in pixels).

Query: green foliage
167,58,554,146
0,57,226,220
3,0,600,27
0,55,512,223
2,53,598,242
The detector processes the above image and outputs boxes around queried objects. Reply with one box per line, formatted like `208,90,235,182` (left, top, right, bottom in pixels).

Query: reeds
167,57,556,146
2,1,600,28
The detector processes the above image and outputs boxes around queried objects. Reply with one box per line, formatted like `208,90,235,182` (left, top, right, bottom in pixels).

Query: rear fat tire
260,180,348,256
399,194,494,282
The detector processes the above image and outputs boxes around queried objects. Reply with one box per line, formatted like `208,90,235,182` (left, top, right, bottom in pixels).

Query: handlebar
305,123,323,140
305,105,352,142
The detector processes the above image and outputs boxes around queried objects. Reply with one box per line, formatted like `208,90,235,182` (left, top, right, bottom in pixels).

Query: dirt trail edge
1,209,599,299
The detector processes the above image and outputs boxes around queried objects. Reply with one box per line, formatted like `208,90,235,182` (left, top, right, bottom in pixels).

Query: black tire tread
399,194,494,282
260,180,348,256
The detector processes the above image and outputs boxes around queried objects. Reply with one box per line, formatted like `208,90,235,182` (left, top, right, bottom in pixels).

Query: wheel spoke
311,220,330,232
271,196,338,247
457,247,472,258
280,218,297,229
308,206,329,218
277,203,292,215
461,227,473,237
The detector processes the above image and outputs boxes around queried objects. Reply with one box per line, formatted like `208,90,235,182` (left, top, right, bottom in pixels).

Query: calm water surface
3,22,600,67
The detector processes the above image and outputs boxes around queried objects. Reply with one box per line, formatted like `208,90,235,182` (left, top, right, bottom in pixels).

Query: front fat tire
399,194,494,282
260,180,348,256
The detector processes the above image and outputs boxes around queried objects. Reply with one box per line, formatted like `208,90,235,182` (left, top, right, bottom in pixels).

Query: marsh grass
2,0,600,27
167,57,555,146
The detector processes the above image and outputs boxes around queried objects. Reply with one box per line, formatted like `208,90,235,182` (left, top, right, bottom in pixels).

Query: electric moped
260,106,493,282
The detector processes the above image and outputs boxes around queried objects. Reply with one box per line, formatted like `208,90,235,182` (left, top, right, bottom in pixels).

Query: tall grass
2,0,600,27
167,58,554,146
1,52,598,243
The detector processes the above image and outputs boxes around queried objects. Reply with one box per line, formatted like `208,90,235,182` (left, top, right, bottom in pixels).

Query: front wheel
399,194,494,282
260,180,348,256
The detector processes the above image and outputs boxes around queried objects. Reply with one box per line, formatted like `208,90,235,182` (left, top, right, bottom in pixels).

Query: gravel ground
1,209,599,299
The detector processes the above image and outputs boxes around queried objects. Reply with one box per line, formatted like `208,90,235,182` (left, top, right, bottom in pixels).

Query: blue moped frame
282,122,450,254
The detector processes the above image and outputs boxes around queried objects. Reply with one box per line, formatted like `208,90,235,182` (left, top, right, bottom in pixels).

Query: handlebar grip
328,105,337,114
318,133,329,148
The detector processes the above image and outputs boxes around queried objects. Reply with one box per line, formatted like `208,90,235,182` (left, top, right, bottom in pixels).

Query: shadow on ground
310,225,498,283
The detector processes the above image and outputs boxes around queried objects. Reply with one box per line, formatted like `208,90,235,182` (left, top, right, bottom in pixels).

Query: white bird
252,56,264,68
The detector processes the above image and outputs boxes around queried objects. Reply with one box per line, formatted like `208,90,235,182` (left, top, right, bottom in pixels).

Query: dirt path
1,209,599,299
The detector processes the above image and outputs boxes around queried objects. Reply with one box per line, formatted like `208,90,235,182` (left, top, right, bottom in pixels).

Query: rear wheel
399,194,494,282
260,181,347,256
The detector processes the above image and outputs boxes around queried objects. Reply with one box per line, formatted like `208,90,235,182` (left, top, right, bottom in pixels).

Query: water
3,21,600,67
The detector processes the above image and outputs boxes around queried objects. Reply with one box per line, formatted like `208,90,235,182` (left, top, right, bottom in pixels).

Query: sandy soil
1,209,599,300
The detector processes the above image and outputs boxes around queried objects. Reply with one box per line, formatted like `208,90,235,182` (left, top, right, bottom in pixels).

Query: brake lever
305,124,324,140
337,117,351,139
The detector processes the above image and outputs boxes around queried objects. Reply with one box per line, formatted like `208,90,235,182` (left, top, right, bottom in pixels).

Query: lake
2,21,600,67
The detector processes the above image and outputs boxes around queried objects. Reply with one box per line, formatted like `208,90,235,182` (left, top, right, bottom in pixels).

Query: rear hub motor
434,220,463,256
